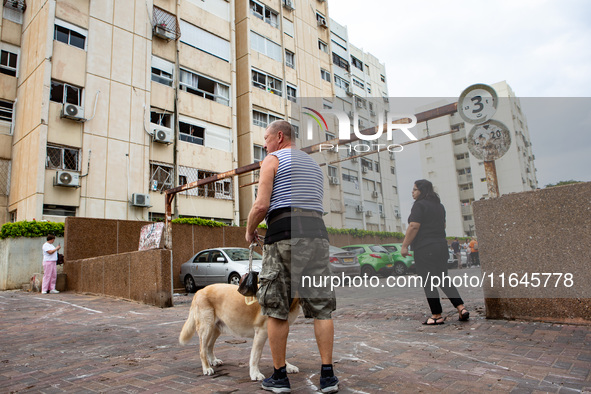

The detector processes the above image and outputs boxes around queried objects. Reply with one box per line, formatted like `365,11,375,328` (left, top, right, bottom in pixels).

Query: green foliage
446,236,470,242
0,220,65,239
326,227,405,239
257,223,268,229
171,217,227,227
545,180,582,188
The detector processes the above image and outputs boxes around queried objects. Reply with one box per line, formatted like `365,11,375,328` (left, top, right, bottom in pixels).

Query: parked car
329,245,361,277
340,244,394,277
381,243,415,275
179,248,262,293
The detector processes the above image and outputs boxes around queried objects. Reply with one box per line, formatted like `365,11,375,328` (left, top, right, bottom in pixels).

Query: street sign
467,119,512,161
458,83,498,124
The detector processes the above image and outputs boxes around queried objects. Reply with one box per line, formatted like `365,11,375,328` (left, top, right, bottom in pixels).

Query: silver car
180,248,262,293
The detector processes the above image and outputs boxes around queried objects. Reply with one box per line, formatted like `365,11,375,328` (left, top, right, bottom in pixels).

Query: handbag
56,253,64,265
237,243,259,297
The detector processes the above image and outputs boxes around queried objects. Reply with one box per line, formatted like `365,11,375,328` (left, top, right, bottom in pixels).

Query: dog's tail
179,303,198,345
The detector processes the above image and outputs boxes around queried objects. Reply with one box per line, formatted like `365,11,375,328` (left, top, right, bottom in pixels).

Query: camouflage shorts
257,238,336,320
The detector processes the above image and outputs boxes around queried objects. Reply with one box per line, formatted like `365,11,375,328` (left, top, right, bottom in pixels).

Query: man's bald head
267,120,293,141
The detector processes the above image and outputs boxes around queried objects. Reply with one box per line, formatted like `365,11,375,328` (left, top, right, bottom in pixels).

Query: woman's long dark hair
414,179,441,203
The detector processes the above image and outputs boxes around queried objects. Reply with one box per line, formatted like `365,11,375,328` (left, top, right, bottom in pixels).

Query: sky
328,0,591,220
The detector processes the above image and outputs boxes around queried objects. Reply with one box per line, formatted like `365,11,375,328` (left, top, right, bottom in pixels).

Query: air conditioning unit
359,120,365,128
356,205,364,213
351,157,358,163
371,191,379,198
329,176,339,185
131,193,151,207
317,19,328,28
283,0,295,10
345,88,353,96
61,104,85,121
365,211,373,217
362,167,368,174
153,25,176,40
54,171,80,188
5,0,26,12
152,126,173,144
380,213,386,218
356,100,363,108
370,110,376,116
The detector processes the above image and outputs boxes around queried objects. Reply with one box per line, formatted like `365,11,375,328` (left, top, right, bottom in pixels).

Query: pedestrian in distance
469,237,480,267
245,120,339,393
451,237,461,269
401,180,470,325
42,234,61,294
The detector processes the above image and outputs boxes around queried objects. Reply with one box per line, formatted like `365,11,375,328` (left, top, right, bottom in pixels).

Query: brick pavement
1,268,590,393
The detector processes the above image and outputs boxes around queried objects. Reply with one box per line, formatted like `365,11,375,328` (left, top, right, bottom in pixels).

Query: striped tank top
266,148,324,220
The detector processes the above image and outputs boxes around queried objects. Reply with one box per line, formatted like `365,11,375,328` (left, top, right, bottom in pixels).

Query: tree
545,180,582,188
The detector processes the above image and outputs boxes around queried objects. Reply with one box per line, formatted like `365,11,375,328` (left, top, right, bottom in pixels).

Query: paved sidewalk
1,268,590,393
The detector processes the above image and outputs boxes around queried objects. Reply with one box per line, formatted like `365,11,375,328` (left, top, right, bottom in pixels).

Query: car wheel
184,275,197,293
393,262,407,276
361,264,376,277
228,272,241,286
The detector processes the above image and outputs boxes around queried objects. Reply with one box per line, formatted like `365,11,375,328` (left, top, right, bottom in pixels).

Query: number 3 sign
458,83,498,124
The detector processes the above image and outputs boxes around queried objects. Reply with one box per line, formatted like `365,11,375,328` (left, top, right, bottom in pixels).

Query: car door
193,251,210,286
206,250,228,284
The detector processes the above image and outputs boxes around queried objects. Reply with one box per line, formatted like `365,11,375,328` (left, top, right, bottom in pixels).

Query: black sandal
422,317,445,325
458,308,470,321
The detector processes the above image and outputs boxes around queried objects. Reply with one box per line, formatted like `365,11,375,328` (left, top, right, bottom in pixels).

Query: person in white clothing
42,234,61,294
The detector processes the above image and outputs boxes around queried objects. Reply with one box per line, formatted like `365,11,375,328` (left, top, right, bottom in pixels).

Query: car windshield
383,245,397,252
225,248,262,261
369,245,388,253
329,246,348,254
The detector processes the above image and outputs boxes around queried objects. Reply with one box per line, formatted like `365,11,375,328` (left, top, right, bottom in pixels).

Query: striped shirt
267,148,324,220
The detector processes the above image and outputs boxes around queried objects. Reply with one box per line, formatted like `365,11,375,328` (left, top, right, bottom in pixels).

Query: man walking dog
245,120,338,393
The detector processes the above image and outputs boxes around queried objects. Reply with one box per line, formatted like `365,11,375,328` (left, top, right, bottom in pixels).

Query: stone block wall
473,182,591,323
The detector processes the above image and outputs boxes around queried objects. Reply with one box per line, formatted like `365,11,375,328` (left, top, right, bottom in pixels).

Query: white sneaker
49,289,60,294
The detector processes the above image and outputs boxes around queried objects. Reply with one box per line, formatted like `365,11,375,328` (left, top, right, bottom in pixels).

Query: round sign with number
467,120,511,161
458,83,498,124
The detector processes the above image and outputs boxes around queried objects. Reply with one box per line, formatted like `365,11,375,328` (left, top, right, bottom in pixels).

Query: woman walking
401,180,469,325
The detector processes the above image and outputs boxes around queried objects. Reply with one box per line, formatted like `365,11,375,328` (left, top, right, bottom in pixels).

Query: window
318,40,328,53
380,74,386,82
250,31,282,62
50,81,82,105
54,20,87,50
151,56,174,87
331,39,346,51
287,84,297,103
316,12,327,27
0,50,18,77
292,124,299,138
179,122,205,145
285,50,295,68
43,205,77,217
456,153,468,160
375,161,380,173
179,69,230,106
283,18,294,37
355,96,366,109
251,69,283,96
325,131,336,141
351,56,363,71
254,145,266,162
320,68,331,82
365,64,370,75
151,109,172,128
332,52,349,71
150,163,174,191
361,158,373,171
0,100,14,124
463,215,473,221
334,75,349,90
250,1,279,28
342,171,358,183
327,166,337,178
180,20,231,62
390,166,396,175
253,110,268,128
0,159,11,196
46,145,80,171
352,78,364,89
367,84,372,94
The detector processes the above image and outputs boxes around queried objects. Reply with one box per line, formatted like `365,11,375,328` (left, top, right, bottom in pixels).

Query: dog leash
244,242,259,306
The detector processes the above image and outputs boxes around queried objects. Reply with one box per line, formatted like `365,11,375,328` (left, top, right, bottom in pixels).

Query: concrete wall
473,181,591,324
0,236,64,290
64,249,173,308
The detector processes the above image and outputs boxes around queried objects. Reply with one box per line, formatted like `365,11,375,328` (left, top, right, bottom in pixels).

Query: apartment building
417,81,538,236
0,0,402,231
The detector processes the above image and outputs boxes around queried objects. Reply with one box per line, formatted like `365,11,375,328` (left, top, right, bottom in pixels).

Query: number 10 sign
458,83,498,124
